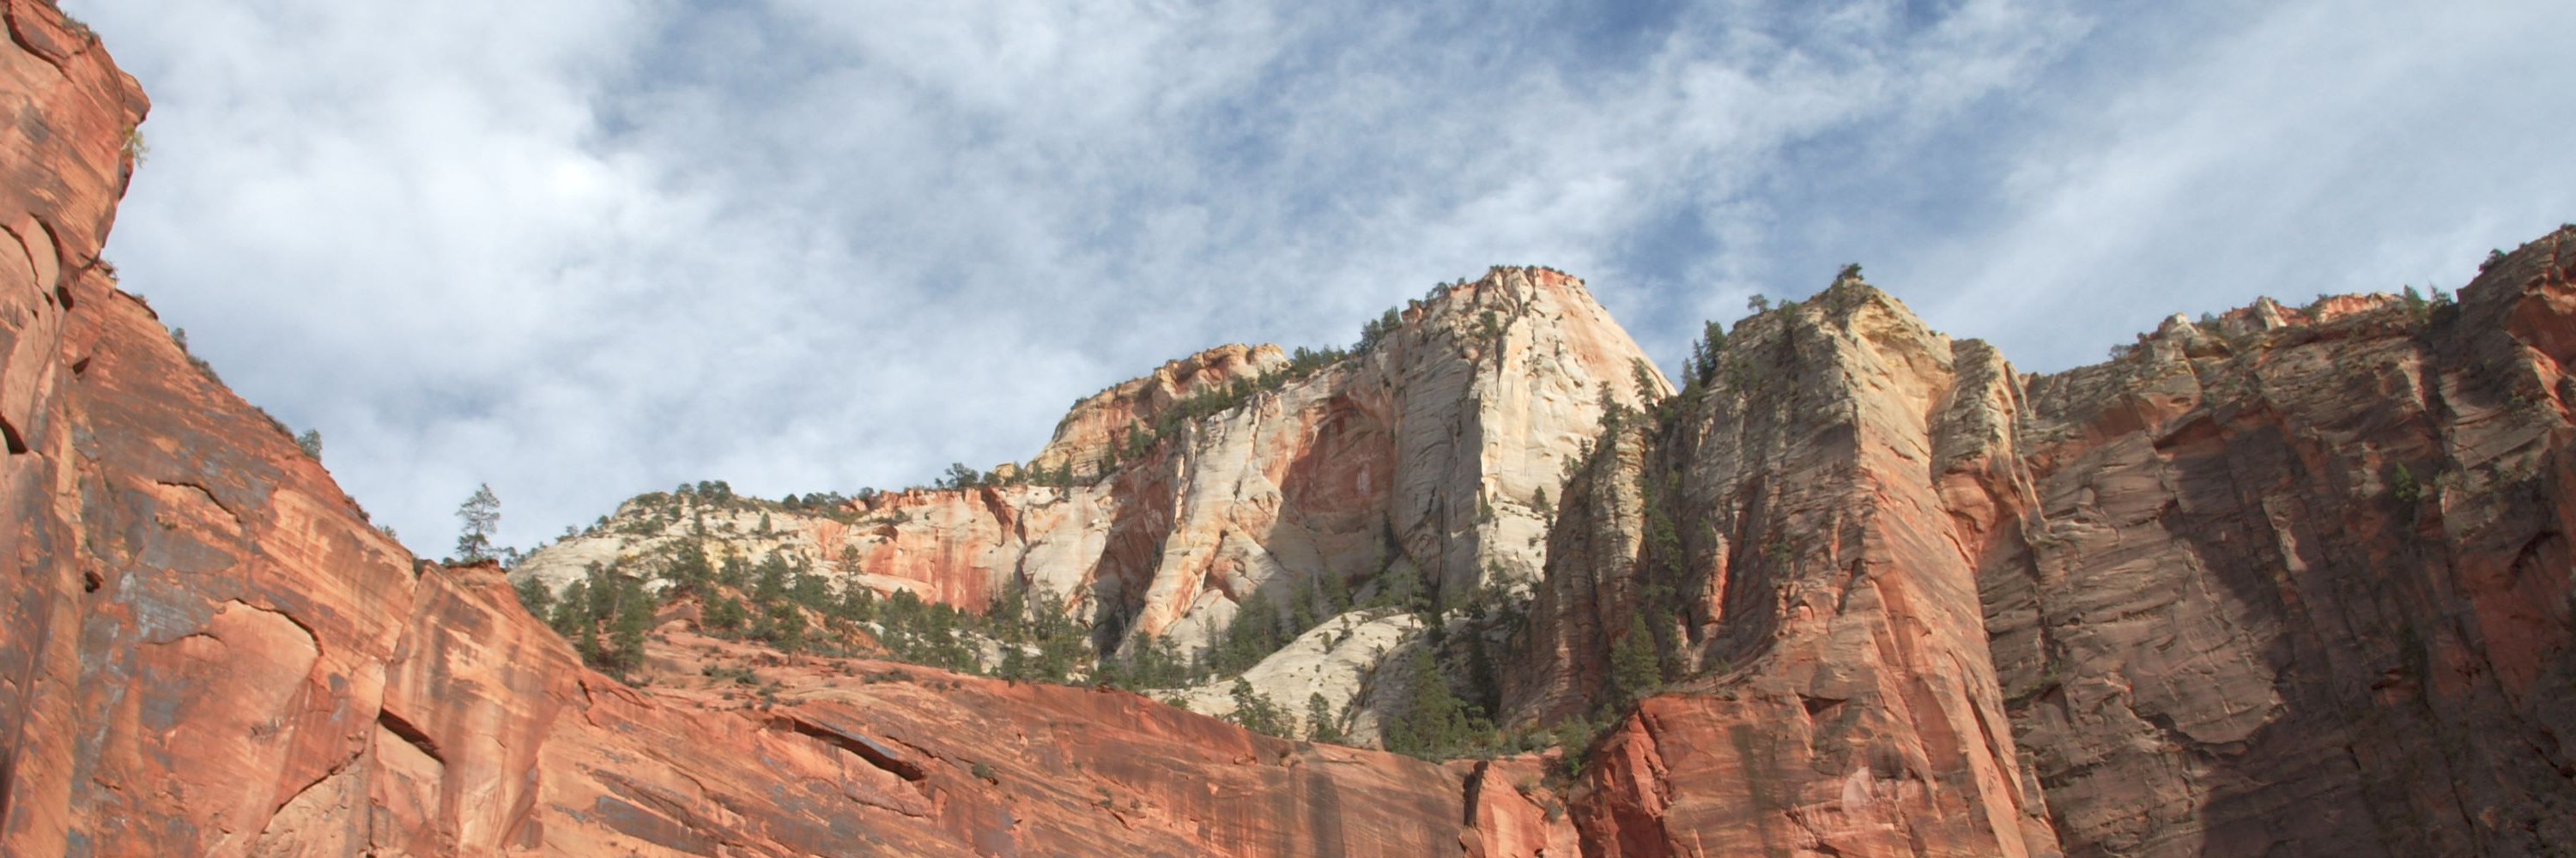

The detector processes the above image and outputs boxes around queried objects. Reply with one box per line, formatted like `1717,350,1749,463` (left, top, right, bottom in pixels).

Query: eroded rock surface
1980,245,2576,857
512,264,1668,725
1522,245,2576,857
1520,281,2060,858
5,9,2573,855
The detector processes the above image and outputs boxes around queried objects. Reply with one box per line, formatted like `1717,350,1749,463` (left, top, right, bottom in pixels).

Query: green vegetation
1682,320,1727,392
453,483,500,564
1607,613,1663,705
1357,308,1403,351
1384,646,1492,758
1226,679,1290,735
294,429,323,460
539,561,656,679
2390,462,2425,525
1306,692,1344,742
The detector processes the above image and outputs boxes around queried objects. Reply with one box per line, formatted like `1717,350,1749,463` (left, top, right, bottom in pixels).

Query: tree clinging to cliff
454,482,500,564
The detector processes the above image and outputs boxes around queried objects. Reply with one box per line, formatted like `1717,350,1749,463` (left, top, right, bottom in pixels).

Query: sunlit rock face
514,263,1665,710
7,9,2573,854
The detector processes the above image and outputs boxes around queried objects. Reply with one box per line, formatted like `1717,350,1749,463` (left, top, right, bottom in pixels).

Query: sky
64,0,2576,557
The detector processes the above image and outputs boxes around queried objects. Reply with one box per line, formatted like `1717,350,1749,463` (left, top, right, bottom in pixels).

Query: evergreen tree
751,552,790,607
1318,570,1351,616
608,584,652,674
513,576,553,616
759,601,806,651
1608,613,1661,707
1289,575,1321,633
549,580,591,637
453,482,501,563
1386,646,1489,758
658,537,713,596
1214,590,1283,674
706,595,749,635
1306,692,1343,743
1227,679,1289,736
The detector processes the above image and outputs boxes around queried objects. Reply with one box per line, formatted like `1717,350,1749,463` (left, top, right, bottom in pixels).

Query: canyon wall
0,7,1581,855
1517,245,2576,857
6,9,2573,856
517,265,1669,664
1514,280,2061,857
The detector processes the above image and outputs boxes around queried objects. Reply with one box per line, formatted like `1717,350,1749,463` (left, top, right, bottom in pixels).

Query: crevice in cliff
1,415,25,454
771,712,928,784
154,479,242,528
377,708,445,765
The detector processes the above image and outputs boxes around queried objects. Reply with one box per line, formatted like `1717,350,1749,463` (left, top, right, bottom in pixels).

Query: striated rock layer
0,9,1584,855
518,266,1669,668
1517,280,2061,857
6,8,2574,855
1518,243,2576,857
1979,247,2576,857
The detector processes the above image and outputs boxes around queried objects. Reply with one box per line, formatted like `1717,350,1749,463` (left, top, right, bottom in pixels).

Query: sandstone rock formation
6,9,2573,855
1980,254,2576,856
1512,282,2062,857
513,263,1669,724
1512,245,2576,857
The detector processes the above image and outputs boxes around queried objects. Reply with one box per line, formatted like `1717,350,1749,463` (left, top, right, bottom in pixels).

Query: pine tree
1608,613,1661,707
1306,692,1343,743
1227,679,1288,735
454,482,501,563
1387,646,1488,758
513,577,553,616
609,583,652,674
706,595,749,635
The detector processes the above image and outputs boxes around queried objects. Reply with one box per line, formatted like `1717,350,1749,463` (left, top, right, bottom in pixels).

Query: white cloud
63,0,2570,553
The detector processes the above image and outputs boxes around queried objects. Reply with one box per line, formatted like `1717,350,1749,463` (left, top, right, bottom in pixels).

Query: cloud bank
64,0,2576,553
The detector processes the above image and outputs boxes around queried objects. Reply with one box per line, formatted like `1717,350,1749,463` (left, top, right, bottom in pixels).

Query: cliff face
1519,239,2576,857
0,10,1582,855
1518,282,2059,857
1980,245,2576,857
517,267,1665,668
9,10,2576,856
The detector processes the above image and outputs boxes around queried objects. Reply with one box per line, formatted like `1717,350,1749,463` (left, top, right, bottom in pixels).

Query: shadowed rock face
1520,244,2576,857
5,8,2573,855
1982,247,2576,857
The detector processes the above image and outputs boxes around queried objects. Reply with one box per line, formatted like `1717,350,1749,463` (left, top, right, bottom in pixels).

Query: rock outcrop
513,264,1669,726
7,10,2574,855
0,11,1586,853
1517,241,2576,857
1516,281,2061,857
1979,246,2576,857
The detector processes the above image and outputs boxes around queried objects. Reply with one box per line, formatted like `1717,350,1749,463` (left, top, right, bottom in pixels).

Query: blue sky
65,0,2576,555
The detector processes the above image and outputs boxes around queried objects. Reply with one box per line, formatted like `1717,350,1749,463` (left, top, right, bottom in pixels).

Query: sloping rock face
518,266,1667,666
1979,239,2576,857
1030,341,1288,475
0,13,1588,854
1523,238,2576,857
1517,282,2062,857
12,11,2575,855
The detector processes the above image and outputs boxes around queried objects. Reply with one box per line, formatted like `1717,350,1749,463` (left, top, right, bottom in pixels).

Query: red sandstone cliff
1518,247,2576,856
0,9,1573,854
5,8,2573,856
